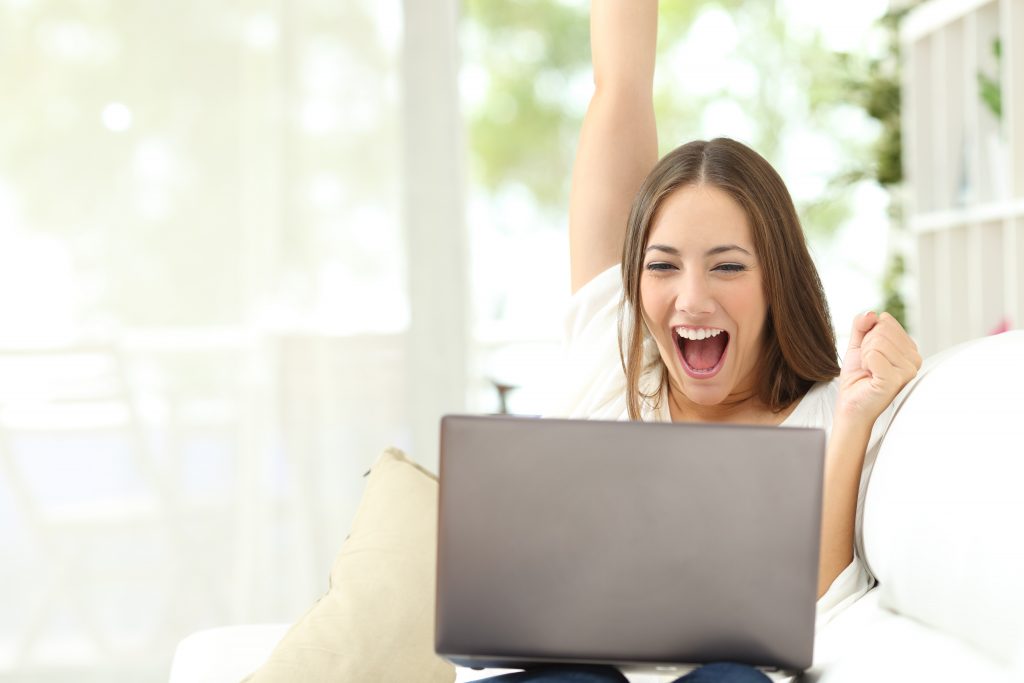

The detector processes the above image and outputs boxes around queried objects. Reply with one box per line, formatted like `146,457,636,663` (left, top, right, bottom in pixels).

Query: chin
679,380,731,406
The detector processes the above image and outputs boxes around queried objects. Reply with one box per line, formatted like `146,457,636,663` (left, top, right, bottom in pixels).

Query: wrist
833,391,884,427
830,407,874,439
826,409,873,469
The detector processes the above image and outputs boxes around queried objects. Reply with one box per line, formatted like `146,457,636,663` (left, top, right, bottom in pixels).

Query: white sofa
170,331,1024,683
810,330,1024,681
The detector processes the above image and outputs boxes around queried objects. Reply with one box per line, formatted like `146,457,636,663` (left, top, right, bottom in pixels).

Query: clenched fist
837,311,923,423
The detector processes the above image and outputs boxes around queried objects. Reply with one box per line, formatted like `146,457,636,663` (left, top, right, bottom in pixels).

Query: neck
666,382,789,425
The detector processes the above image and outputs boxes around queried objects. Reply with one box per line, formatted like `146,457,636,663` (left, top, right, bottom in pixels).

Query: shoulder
544,264,626,419
564,264,622,341
782,379,840,430
806,378,840,408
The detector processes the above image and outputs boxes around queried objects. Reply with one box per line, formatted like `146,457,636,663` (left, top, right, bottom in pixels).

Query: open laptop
435,415,825,675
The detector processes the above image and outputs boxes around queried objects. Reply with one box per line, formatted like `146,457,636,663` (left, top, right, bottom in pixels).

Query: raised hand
837,311,922,423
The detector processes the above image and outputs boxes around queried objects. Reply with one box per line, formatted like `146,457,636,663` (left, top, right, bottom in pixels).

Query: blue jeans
480,662,773,682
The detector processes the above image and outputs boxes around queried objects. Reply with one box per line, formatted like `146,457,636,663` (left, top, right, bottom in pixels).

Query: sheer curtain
0,0,470,680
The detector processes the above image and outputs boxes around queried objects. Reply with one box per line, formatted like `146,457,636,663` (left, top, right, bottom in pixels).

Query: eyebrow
644,244,752,257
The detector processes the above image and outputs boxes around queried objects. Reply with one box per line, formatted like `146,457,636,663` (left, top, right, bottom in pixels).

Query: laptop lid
435,415,825,673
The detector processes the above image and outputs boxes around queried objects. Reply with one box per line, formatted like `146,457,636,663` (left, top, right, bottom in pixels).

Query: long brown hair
620,138,840,420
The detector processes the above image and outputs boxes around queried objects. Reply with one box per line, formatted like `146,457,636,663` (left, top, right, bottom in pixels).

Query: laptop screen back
435,415,825,673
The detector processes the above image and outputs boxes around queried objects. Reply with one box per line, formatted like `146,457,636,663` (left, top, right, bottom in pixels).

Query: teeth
676,327,724,341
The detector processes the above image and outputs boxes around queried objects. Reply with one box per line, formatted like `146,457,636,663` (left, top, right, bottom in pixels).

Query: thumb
847,311,878,352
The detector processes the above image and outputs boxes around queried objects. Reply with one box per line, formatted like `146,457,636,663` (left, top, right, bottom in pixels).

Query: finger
862,326,915,360
877,311,908,331
864,317,922,368
861,334,919,381
869,334,922,372
875,312,914,341
847,311,879,352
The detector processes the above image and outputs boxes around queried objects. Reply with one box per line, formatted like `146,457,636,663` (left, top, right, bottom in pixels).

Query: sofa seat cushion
809,590,1017,682
167,592,1020,683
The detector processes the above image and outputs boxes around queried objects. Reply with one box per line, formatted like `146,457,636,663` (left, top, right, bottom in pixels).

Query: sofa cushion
809,589,1017,682
861,331,1024,669
169,624,291,683
241,447,455,683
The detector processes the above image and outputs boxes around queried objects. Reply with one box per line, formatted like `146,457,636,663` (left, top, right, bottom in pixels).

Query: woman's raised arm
569,0,659,293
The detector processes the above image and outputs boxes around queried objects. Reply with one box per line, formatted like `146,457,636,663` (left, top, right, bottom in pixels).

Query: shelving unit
901,0,1024,355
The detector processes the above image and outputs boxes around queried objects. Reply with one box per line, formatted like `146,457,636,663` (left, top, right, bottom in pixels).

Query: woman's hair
619,138,840,421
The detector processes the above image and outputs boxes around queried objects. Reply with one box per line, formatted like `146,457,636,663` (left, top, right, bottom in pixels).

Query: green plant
977,37,1002,120
835,8,909,188
880,253,907,329
829,7,913,328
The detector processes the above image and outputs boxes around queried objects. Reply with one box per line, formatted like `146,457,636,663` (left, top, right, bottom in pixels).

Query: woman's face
639,184,768,409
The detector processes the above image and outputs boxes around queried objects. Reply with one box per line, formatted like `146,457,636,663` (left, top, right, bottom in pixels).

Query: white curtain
0,0,472,680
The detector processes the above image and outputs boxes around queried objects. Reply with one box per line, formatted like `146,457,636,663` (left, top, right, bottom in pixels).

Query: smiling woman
516,2,924,679
568,1,924,611
621,139,840,424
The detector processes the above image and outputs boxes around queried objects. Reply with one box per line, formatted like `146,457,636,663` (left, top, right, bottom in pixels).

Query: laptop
435,414,825,675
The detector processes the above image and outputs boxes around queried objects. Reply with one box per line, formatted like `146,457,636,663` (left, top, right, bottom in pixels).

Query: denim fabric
480,665,628,682
676,663,773,682
479,662,772,682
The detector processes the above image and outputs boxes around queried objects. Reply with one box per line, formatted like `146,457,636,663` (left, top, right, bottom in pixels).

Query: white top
524,265,892,682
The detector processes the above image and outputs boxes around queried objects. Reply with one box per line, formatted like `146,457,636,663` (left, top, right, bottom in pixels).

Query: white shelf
902,0,1024,355
902,0,995,43
909,198,1024,232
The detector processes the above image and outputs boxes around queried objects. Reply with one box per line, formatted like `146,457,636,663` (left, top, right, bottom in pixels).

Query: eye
713,263,747,273
645,261,677,272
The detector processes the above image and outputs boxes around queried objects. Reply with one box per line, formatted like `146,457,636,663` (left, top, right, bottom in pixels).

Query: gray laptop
435,415,825,674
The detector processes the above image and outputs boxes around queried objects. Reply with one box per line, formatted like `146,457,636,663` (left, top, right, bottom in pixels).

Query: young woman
481,3,921,682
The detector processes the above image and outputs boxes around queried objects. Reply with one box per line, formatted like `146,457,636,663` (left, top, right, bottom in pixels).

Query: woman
482,2,920,682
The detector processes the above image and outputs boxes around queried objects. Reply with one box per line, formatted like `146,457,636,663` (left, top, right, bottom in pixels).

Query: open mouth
674,327,729,379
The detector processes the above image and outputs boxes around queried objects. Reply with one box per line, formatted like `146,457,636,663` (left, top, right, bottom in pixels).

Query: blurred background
1,0,1020,680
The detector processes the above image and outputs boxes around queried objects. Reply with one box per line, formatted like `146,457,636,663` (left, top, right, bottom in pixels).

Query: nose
674,270,716,317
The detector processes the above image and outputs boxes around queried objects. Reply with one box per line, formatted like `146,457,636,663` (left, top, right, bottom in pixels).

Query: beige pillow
243,447,455,683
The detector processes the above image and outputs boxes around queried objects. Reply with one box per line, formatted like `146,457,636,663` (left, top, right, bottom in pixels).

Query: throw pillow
242,446,455,683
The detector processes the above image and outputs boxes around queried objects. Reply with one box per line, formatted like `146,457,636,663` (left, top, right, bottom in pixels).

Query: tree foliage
462,0,875,240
